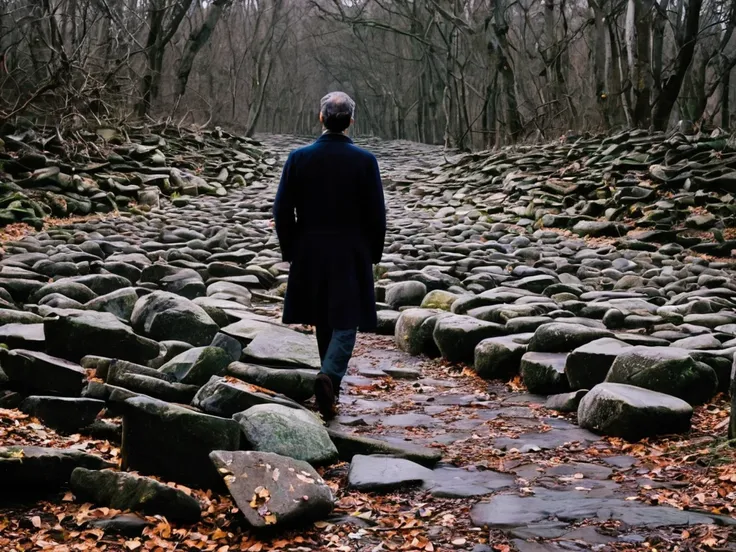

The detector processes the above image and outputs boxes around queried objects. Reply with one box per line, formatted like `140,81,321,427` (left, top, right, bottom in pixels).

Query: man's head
319,91,355,133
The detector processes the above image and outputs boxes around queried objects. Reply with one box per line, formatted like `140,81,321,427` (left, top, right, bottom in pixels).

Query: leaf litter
0,333,734,551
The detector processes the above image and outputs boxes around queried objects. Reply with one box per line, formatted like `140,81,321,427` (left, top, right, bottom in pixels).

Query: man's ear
319,112,324,124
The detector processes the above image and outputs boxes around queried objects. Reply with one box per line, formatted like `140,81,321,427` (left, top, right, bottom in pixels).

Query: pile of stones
366,128,736,444
387,128,736,256
0,129,734,538
0,123,277,228
0,134,447,531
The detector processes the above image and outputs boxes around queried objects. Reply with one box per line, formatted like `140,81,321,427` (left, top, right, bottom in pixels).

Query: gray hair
320,91,355,130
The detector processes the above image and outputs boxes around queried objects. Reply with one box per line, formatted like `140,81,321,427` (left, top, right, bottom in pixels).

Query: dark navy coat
273,133,386,330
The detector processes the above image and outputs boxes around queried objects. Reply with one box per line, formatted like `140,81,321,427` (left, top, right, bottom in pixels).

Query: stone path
0,131,734,551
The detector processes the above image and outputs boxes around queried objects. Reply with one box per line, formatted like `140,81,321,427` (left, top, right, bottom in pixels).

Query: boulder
234,404,337,465
578,383,693,441
159,346,231,386
385,281,427,308
227,362,316,402
564,338,633,391
473,334,531,380
30,280,97,304
420,289,460,311
327,428,441,467
84,288,138,322
433,314,506,363
520,352,570,395
19,396,105,433
44,310,160,364
606,347,718,405
131,291,219,347
528,323,614,353
545,389,588,413
210,450,334,528
0,349,86,396
70,468,201,523
0,446,112,493
240,328,321,369
192,376,304,417
394,308,447,357
375,310,401,335
121,396,241,488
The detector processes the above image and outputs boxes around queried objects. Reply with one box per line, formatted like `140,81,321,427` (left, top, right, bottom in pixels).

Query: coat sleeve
364,155,387,264
273,152,297,262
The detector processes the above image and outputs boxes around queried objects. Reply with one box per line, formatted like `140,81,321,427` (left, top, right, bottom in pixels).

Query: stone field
0,128,735,551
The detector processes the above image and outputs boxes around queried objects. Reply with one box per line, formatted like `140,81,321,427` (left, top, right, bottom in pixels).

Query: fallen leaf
31,516,41,528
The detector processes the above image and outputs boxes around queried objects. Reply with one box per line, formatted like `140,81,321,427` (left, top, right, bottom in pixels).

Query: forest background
1,0,735,150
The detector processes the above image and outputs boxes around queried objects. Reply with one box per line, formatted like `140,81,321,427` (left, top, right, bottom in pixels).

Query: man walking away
273,91,386,419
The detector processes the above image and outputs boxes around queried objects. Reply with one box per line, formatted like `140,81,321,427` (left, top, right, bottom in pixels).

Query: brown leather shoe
314,373,337,420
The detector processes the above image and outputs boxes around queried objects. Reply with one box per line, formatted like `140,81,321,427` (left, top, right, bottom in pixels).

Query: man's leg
321,328,357,395
314,327,357,419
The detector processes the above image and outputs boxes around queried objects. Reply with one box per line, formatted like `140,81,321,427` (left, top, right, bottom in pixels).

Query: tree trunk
722,67,732,130
174,0,233,106
651,0,704,130
590,0,610,129
628,0,653,127
137,0,165,119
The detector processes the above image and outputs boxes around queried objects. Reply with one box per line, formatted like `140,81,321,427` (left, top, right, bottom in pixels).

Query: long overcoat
272,133,386,330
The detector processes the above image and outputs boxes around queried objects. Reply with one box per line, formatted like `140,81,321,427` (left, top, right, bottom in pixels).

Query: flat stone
471,488,734,529
0,446,112,493
348,454,433,492
210,450,334,528
70,468,201,522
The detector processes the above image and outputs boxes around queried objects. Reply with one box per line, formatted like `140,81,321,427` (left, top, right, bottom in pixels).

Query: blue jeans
316,326,357,392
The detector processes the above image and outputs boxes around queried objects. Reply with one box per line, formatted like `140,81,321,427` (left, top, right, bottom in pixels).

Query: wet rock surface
0,132,734,549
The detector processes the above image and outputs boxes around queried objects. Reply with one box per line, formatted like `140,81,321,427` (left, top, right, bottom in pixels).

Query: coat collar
316,132,353,144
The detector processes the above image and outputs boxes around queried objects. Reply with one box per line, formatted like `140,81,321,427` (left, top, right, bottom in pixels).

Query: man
273,92,386,419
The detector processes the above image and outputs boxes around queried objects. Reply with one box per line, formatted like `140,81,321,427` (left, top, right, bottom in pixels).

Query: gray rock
121,396,241,488
192,375,303,416
433,314,506,363
520,352,569,395
19,396,105,433
234,404,337,465
348,454,433,492
159,346,231,386
210,332,243,361
471,487,732,530
375,310,401,335
84,288,138,322
606,346,718,405
210,450,334,528
45,310,160,364
70,468,201,522
473,335,530,380
131,291,219,347
528,322,614,353
0,446,112,493
394,308,447,357
545,389,588,412
578,383,693,441
0,349,86,396
227,362,316,402
564,337,632,390
326,428,441,467
386,281,427,308
241,327,321,369
419,289,459,310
